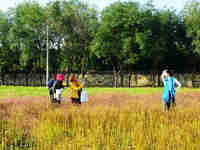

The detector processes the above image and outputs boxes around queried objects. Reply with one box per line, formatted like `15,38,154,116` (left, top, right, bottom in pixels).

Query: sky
0,0,191,13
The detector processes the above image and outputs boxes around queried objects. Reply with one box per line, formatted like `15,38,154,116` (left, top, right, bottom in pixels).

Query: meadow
0,86,200,150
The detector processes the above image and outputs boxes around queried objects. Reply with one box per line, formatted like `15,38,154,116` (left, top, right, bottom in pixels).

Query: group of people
47,69,182,112
48,74,84,104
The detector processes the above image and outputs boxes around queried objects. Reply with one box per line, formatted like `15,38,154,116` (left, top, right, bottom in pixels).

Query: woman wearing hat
69,75,83,104
53,73,65,104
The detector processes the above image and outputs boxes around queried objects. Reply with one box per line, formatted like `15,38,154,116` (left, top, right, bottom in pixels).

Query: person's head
56,73,64,81
69,74,77,82
166,70,173,77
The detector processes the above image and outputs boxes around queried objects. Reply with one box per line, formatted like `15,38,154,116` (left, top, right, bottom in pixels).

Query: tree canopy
0,0,200,74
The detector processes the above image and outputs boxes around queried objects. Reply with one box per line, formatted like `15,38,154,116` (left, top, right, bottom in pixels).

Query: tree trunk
134,72,138,87
152,71,156,87
157,71,161,87
39,71,43,86
25,72,29,86
120,73,124,87
112,69,119,88
113,70,117,88
128,72,132,88
2,73,5,85
66,57,73,86
81,56,86,77
14,72,17,86
1,73,5,85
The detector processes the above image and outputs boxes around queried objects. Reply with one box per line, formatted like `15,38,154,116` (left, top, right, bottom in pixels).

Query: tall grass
1,87,200,149
1,102,200,149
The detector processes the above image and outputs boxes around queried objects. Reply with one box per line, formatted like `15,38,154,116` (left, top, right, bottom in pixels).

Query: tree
0,11,20,73
184,1,200,55
183,1,200,71
91,1,142,87
13,1,46,73
46,0,99,75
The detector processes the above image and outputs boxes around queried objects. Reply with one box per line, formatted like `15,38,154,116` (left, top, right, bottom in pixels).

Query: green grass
86,87,163,96
0,86,162,98
0,86,199,99
0,86,48,98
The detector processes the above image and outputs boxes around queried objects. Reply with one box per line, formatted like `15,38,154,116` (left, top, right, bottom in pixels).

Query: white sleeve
174,78,181,89
161,72,165,84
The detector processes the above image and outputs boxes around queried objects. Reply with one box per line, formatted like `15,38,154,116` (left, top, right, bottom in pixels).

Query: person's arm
63,81,67,88
75,80,83,90
161,72,166,85
78,81,83,89
174,78,181,90
77,83,83,90
61,83,65,89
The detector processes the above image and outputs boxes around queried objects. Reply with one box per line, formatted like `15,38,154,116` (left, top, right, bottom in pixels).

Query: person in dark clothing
54,80,64,89
47,79,56,103
53,74,65,104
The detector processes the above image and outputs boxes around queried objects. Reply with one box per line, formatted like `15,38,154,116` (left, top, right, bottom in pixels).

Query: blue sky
0,0,190,12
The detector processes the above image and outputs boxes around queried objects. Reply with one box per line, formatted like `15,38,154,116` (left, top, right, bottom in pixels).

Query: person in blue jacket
161,70,181,112
47,79,56,103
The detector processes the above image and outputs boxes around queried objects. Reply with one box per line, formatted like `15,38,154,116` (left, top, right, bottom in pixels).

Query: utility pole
46,24,49,87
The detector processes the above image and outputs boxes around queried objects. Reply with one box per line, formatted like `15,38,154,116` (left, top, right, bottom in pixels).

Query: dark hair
166,70,173,76
69,74,77,82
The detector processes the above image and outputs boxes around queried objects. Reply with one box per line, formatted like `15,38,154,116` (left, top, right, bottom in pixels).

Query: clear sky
0,0,190,12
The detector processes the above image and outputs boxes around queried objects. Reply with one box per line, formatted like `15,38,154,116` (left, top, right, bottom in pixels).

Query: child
69,75,83,104
53,73,65,104
161,70,181,112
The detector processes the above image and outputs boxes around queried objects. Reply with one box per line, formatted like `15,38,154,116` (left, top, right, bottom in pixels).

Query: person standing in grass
69,75,83,104
53,73,65,104
161,70,182,112
48,79,56,103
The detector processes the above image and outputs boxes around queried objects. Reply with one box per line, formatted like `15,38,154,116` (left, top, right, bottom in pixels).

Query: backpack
48,79,55,88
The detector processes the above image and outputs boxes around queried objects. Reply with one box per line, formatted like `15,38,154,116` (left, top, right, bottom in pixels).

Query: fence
0,71,200,87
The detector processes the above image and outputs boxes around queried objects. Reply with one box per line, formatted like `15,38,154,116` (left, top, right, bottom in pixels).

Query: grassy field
1,86,199,98
0,86,200,150
0,86,163,99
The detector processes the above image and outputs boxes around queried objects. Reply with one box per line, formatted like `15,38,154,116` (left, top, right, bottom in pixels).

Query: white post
46,25,49,87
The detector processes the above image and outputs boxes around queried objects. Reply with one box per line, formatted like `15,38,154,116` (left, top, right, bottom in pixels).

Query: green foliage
0,0,200,73
45,0,99,73
184,1,200,55
0,11,20,72
91,2,141,71
9,1,46,72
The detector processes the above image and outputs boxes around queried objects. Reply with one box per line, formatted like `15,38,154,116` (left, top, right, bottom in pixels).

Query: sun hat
56,74,64,81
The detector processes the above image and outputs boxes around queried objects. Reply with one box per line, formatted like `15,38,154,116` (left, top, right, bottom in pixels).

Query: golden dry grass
0,88,200,150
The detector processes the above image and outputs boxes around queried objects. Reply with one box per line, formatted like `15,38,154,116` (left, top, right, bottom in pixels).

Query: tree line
0,0,200,76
